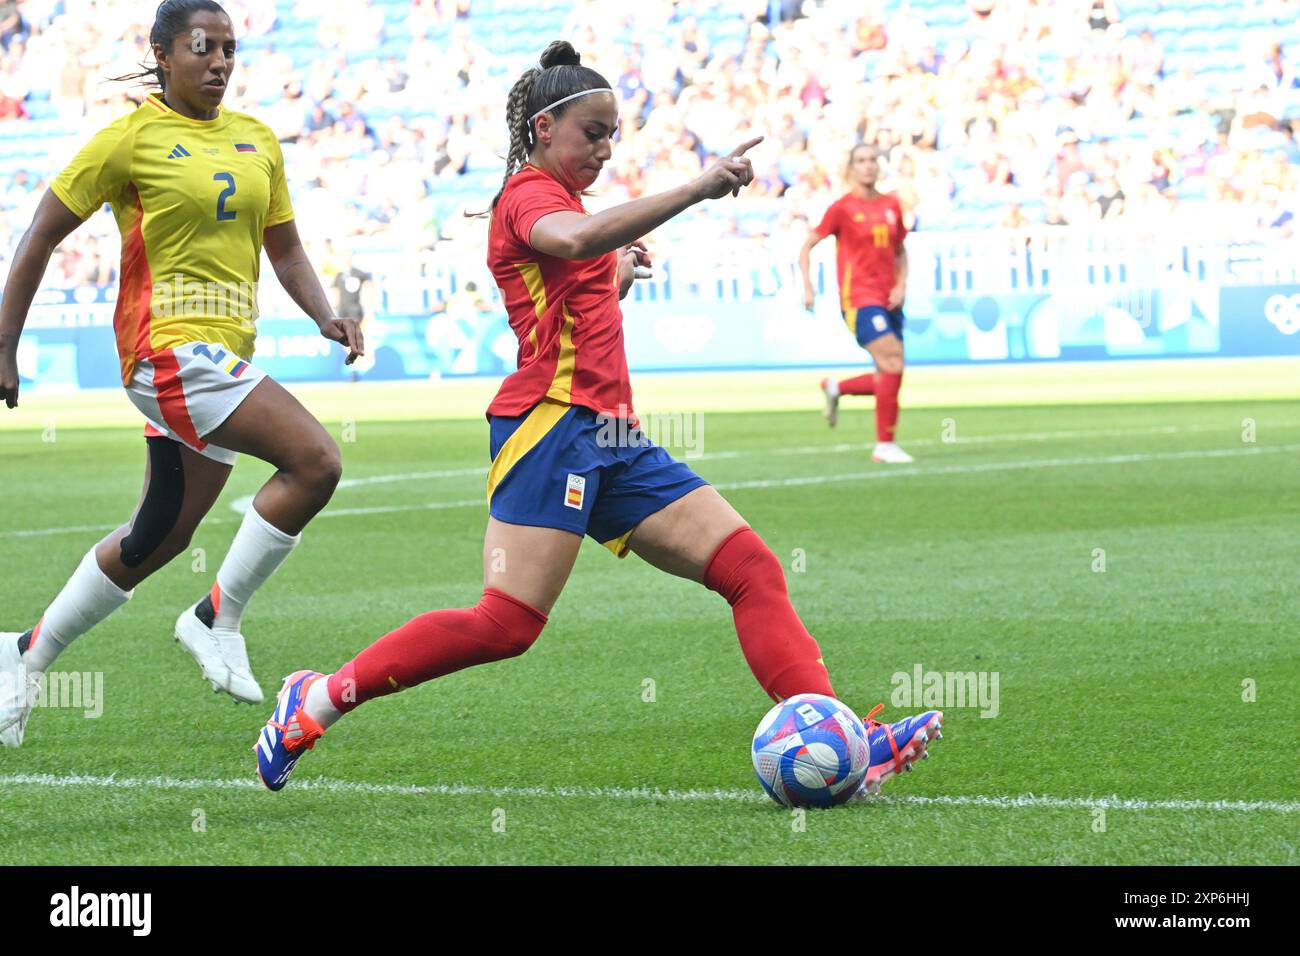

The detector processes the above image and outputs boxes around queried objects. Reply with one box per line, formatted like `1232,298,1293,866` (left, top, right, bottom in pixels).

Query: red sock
837,372,875,395
704,527,835,701
327,588,547,712
875,371,902,442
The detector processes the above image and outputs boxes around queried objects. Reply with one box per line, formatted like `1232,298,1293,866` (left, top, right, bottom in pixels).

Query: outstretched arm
529,136,764,260
0,190,85,408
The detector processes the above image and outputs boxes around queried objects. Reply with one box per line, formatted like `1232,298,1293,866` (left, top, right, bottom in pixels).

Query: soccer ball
751,693,870,808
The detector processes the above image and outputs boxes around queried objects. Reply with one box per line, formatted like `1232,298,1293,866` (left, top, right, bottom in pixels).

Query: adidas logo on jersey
167,144,191,159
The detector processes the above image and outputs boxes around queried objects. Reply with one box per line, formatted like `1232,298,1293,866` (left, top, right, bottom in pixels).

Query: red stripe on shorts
150,350,207,450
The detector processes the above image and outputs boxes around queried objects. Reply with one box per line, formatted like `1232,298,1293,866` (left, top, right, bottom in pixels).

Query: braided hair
489,40,612,210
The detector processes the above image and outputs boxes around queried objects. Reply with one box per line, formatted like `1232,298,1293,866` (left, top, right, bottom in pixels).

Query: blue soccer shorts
487,400,708,558
846,306,905,348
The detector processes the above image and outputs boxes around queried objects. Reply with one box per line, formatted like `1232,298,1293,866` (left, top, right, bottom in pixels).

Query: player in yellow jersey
0,0,363,747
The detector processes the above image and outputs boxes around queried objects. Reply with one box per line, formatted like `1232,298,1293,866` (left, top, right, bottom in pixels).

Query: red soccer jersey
486,164,634,418
813,192,907,313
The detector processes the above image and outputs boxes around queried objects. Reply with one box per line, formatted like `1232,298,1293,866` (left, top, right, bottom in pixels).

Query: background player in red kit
799,144,913,463
252,41,943,795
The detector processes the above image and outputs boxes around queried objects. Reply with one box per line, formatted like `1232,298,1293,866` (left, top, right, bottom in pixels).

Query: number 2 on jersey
213,172,237,221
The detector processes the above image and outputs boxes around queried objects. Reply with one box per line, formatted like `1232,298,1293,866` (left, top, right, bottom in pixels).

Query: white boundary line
249,441,1300,520
5,441,1298,538
231,421,1300,509
337,467,487,487
716,442,1300,491
227,421,1300,509
1,522,122,540
0,772,1296,814
723,420,1300,460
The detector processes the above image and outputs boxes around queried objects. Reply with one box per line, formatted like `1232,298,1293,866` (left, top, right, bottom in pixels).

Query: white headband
529,88,614,125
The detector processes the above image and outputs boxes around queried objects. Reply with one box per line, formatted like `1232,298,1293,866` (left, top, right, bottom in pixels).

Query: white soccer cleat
0,632,38,748
871,441,914,464
819,378,840,428
216,628,264,704
175,603,264,704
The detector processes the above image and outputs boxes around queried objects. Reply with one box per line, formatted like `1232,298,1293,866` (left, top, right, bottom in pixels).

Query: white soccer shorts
125,342,266,465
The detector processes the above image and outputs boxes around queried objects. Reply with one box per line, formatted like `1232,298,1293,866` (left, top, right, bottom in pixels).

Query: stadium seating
0,0,1297,290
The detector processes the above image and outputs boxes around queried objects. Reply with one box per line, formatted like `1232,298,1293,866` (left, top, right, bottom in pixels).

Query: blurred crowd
1,0,1299,291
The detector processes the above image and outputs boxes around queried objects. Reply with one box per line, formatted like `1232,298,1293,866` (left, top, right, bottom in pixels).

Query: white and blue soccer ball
751,694,870,808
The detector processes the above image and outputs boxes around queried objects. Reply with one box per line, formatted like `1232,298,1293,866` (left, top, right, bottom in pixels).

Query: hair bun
539,39,581,69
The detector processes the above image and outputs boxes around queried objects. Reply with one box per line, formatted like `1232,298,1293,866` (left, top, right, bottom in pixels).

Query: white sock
212,505,300,632
24,549,133,672
304,676,343,729
825,379,840,398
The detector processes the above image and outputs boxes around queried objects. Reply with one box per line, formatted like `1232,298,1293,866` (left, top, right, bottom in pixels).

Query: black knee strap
120,436,186,568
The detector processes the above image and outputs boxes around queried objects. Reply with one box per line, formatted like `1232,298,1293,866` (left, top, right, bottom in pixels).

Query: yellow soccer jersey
50,91,294,385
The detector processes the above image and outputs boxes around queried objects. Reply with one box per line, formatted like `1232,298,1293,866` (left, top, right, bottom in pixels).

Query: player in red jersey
799,144,913,463
254,41,943,794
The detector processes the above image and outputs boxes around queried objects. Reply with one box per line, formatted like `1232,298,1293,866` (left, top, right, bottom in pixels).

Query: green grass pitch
0,363,1297,864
